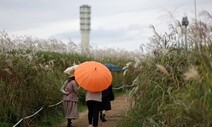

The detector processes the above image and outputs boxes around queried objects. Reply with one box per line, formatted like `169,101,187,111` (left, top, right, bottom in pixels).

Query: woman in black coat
99,85,114,122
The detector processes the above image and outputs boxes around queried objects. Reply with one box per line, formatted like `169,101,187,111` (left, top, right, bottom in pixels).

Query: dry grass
119,11,212,127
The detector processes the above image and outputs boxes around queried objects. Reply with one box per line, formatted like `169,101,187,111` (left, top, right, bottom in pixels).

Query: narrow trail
58,94,131,127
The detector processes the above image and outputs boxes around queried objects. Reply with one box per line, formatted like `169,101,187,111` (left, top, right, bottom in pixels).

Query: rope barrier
48,100,63,108
113,76,139,90
113,84,135,90
13,100,63,127
113,85,125,90
12,118,23,127
24,107,43,119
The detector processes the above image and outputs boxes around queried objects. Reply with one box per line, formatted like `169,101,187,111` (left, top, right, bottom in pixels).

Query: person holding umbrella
74,61,113,127
61,65,80,127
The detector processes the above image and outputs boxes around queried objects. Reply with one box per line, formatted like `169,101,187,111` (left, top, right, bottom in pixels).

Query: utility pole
182,16,189,51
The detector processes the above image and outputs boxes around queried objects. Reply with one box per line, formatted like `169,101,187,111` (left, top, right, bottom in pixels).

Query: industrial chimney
80,5,91,53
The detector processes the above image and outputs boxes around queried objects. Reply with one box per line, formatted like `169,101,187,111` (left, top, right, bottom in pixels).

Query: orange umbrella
74,61,112,92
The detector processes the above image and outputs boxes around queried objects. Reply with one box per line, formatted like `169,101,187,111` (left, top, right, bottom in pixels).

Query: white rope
48,100,63,108
113,76,139,90
113,85,125,90
12,119,23,127
13,100,63,127
24,107,43,119
113,84,136,90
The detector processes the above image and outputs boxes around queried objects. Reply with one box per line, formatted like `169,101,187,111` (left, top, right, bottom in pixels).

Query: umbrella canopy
74,61,112,92
104,63,123,72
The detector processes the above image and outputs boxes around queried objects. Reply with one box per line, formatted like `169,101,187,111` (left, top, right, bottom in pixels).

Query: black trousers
86,100,101,127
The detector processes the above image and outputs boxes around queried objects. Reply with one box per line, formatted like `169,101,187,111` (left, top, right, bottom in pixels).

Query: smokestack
80,5,91,53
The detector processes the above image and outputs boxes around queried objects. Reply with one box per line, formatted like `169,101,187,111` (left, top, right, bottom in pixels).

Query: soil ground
58,94,131,127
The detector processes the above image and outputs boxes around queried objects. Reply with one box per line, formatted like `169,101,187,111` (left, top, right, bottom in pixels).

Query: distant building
80,5,91,53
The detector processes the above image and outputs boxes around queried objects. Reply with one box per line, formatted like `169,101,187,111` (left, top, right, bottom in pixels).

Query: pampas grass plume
184,66,200,81
156,64,168,75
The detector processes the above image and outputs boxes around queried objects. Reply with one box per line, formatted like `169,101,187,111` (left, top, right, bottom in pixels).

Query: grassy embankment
119,11,212,127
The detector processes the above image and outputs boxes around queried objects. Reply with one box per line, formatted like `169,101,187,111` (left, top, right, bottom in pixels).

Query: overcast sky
0,0,211,51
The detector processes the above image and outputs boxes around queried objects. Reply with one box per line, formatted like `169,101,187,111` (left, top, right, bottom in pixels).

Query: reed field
1,11,212,127
0,32,133,126
119,11,212,127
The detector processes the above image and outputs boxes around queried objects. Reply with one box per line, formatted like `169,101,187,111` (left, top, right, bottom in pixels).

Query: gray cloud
0,0,80,31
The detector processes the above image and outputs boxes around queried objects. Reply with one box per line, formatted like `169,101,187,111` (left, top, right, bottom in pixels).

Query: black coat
100,85,115,111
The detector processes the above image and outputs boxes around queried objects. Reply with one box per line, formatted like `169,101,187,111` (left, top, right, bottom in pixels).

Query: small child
61,65,80,127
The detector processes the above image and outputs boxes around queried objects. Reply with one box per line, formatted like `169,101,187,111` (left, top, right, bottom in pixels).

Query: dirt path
58,94,131,127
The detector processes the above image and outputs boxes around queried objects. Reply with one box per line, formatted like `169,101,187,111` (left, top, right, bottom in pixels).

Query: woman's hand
61,90,69,95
